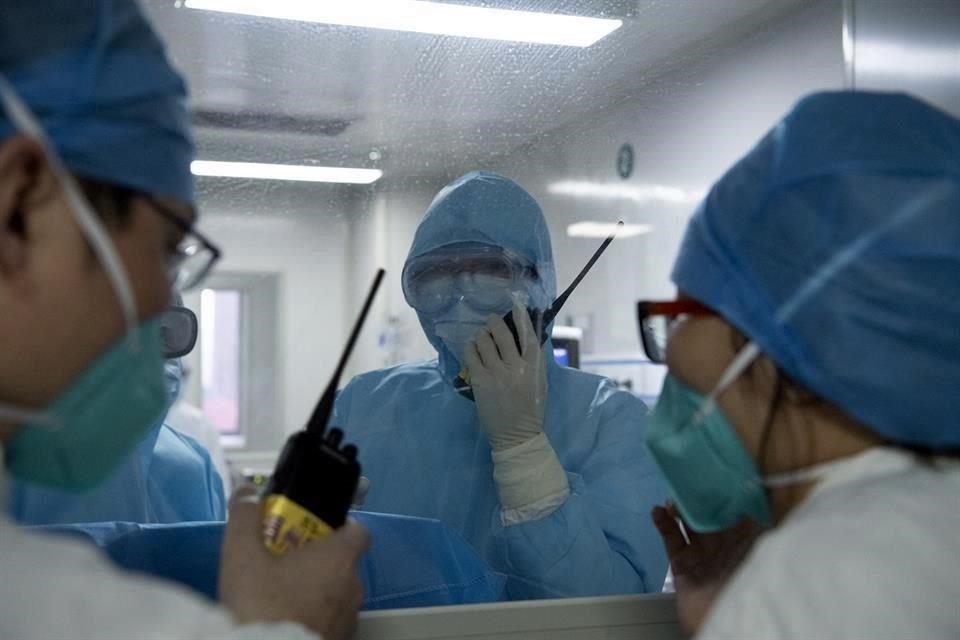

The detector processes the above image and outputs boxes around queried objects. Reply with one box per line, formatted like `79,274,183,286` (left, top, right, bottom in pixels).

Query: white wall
192,181,356,442
345,180,446,380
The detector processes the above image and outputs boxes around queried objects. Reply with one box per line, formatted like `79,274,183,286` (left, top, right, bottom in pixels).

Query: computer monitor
553,346,572,367
551,326,583,369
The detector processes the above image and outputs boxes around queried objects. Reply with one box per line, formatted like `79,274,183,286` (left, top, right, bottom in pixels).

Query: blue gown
332,171,668,600
334,359,669,600
8,422,226,525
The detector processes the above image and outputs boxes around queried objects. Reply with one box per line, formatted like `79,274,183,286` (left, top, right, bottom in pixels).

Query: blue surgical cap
0,0,194,205
673,91,960,449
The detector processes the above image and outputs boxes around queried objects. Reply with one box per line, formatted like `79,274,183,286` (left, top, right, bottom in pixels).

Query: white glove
466,302,569,519
465,301,548,452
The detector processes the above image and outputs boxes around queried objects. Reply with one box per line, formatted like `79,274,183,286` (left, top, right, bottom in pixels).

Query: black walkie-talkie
263,269,385,554
454,222,623,400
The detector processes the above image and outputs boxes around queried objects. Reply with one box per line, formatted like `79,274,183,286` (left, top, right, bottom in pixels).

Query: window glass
143,0,845,607
200,288,243,435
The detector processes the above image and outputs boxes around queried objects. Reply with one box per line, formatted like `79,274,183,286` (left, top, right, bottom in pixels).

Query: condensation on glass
142,0,851,606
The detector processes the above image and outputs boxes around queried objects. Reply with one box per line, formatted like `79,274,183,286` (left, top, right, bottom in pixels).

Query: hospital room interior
6,0,959,638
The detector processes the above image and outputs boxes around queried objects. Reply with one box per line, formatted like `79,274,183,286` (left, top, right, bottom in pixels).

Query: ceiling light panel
185,0,622,47
192,160,383,184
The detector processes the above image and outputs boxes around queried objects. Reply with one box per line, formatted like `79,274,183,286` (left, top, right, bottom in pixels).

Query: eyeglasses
147,198,222,292
636,299,717,363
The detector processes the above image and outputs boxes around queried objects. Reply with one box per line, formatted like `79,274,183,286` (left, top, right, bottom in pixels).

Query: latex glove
466,303,569,519
465,301,548,452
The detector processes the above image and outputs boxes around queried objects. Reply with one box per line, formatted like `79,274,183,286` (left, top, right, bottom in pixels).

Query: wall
190,180,356,443
345,179,447,380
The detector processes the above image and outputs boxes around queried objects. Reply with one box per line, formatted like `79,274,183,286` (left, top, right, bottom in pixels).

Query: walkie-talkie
454,222,623,400
263,269,385,554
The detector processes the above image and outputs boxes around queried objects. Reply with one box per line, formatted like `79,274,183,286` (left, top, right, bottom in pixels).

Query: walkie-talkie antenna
542,221,622,326
306,269,386,435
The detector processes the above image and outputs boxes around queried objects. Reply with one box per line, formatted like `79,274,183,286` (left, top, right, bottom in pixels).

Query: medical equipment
454,222,622,400
551,326,583,369
262,269,385,554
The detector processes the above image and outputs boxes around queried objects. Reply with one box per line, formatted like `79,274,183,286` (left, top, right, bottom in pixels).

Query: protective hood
405,171,557,380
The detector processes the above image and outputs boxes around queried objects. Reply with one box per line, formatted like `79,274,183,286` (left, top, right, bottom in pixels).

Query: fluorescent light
549,181,706,205
568,222,652,238
191,160,383,184
856,41,960,79
185,0,622,47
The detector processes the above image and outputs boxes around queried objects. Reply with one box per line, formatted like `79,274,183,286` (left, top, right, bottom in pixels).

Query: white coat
0,455,316,639
698,447,960,639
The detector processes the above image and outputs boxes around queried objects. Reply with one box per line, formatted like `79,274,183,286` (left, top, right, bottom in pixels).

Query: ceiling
144,0,807,181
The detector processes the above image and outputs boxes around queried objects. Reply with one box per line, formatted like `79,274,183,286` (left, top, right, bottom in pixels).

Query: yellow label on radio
263,494,333,555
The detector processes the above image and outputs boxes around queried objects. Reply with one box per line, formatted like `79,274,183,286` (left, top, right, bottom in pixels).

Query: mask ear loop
691,342,762,426
763,455,860,488
0,77,139,347
0,78,140,429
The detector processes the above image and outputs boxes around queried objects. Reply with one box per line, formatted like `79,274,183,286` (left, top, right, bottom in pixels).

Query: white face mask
433,301,489,366
432,290,530,367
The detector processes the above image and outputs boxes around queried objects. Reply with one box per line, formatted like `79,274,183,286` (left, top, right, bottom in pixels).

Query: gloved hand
465,301,548,452
466,302,569,519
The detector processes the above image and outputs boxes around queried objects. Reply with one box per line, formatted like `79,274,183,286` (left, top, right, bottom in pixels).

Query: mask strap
692,342,761,425
0,77,139,348
763,448,879,488
0,404,60,429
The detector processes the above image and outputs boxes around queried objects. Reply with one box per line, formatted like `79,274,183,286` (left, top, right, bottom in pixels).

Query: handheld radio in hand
454,222,623,400
263,269,386,554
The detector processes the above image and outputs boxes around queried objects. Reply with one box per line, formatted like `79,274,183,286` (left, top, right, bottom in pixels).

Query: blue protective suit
333,172,668,600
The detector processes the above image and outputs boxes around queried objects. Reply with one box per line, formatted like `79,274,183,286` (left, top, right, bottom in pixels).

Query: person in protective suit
333,171,668,600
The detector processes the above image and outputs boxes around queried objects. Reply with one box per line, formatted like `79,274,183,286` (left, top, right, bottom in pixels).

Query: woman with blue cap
640,91,960,638
333,171,668,600
0,1,365,638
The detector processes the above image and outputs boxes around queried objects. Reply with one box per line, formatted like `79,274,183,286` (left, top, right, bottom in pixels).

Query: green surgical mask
5,320,168,490
646,373,772,532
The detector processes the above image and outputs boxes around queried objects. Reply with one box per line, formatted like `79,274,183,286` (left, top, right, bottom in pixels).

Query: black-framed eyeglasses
147,197,222,292
636,299,717,364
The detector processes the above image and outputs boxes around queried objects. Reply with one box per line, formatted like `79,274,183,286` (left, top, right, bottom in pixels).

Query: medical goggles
159,305,198,359
636,299,717,363
403,246,537,315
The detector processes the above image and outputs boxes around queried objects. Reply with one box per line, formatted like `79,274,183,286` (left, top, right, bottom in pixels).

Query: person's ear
0,135,56,276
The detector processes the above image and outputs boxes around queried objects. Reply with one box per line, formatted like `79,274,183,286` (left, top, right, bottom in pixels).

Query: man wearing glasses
0,1,365,638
